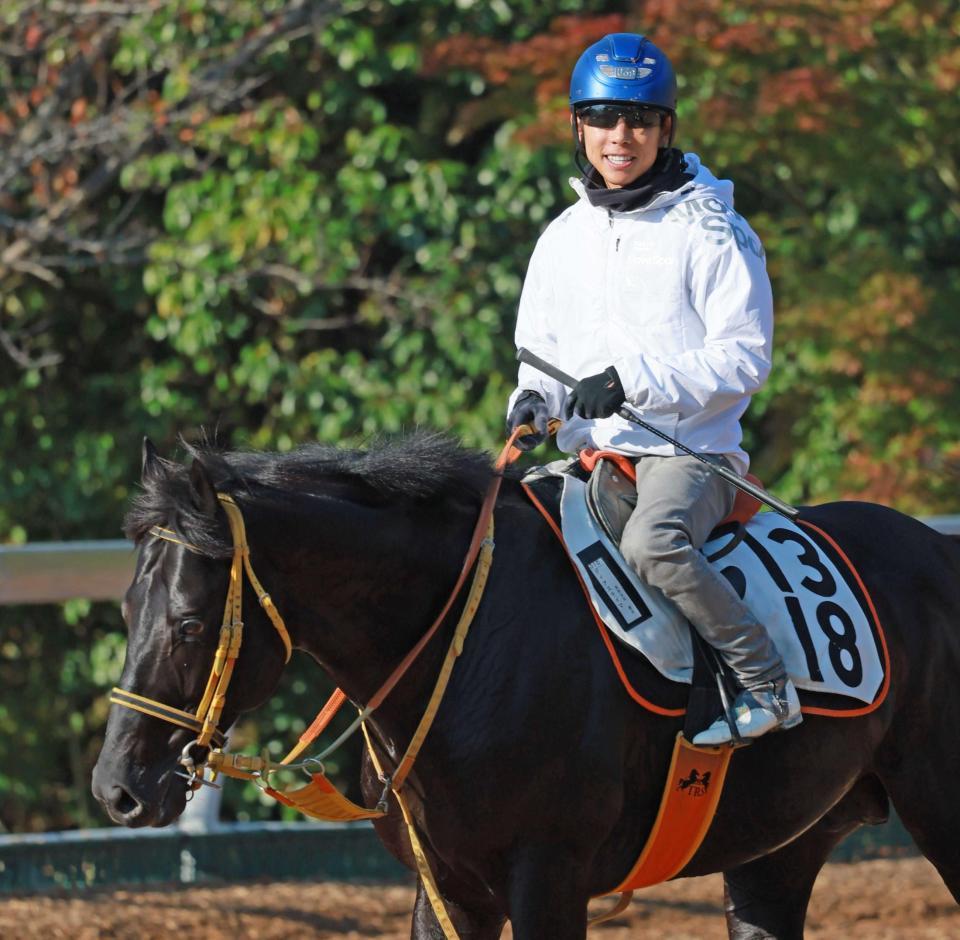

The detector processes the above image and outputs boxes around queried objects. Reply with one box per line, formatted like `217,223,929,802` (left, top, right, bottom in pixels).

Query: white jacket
509,153,773,475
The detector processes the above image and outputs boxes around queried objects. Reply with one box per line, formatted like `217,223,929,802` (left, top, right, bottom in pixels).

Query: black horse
92,433,960,939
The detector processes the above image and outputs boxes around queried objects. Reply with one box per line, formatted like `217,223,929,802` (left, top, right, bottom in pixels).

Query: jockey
506,32,802,746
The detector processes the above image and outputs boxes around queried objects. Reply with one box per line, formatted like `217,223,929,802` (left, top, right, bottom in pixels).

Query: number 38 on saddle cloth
521,451,891,721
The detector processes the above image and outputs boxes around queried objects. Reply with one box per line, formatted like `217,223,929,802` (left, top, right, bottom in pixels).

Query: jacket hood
677,153,735,207
569,152,735,214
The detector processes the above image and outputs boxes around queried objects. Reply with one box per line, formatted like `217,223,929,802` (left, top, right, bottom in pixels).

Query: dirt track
1,857,956,938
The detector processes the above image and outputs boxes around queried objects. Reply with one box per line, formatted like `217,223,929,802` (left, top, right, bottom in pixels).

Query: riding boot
692,675,802,746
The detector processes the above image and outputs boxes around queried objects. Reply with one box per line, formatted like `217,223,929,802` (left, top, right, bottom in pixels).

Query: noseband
109,493,293,783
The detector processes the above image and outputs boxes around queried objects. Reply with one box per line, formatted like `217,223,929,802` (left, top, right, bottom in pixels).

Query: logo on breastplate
677,769,712,797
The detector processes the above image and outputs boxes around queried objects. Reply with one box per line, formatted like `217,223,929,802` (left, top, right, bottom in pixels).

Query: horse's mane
125,431,496,556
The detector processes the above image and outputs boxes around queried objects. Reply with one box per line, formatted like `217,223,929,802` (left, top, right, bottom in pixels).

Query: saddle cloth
553,471,887,707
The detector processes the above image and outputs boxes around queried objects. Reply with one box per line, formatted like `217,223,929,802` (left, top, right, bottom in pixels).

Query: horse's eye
179,619,206,639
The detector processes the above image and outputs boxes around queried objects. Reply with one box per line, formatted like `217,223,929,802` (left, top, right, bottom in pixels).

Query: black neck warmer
582,147,694,212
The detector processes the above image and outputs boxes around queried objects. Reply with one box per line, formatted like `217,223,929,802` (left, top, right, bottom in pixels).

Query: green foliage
1,0,958,833
0,0,612,833
0,603,125,831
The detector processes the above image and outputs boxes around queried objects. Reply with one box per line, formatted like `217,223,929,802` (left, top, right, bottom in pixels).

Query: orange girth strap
611,733,732,890
588,733,734,927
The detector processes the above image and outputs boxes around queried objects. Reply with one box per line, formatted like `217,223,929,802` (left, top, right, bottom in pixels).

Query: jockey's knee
621,522,690,585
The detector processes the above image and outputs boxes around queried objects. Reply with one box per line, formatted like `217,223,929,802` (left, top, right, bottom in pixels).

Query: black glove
565,366,626,420
506,390,549,451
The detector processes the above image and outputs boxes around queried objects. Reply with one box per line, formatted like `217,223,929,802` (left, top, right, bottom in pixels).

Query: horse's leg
879,725,960,902
410,878,506,940
505,844,590,940
722,775,889,940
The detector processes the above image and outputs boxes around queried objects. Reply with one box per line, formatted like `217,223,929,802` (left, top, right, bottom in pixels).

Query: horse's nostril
114,786,140,817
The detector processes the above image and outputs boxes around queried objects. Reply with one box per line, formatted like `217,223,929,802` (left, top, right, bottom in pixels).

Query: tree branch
44,1,159,14
0,325,63,369
0,0,348,285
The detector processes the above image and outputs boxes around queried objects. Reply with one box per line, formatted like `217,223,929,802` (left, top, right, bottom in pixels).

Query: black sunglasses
577,104,664,129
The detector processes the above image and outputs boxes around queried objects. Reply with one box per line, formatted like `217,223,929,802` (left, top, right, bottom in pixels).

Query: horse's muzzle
91,760,186,828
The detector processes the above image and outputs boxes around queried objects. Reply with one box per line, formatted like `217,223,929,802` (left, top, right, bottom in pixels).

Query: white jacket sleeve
612,238,773,418
508,236,568,418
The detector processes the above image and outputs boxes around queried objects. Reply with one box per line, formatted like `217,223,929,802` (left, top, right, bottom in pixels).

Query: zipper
604,213,619,363
608,211,620,251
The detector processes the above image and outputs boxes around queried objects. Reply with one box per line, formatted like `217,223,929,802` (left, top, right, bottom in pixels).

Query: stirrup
692,678,802,747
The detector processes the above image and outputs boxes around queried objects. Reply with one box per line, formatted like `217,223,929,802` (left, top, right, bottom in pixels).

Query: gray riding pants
619,454,786,689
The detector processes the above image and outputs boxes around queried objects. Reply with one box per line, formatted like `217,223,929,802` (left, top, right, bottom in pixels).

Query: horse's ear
141,437,164,484
189,458,220,517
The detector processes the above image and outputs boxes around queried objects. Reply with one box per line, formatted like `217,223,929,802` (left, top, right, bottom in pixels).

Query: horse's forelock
123,456,233,558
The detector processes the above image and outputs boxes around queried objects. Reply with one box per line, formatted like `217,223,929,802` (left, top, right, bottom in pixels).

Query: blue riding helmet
569,33,678,161
569,33,677,112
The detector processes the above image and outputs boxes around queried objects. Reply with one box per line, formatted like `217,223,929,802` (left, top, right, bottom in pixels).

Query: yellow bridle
109,493,292,771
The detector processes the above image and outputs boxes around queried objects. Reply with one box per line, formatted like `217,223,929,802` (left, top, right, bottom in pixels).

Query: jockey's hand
565,366,625,420
507,390,549,450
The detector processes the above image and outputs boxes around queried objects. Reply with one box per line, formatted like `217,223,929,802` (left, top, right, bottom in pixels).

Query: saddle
582,450,765,737
581,449,762,545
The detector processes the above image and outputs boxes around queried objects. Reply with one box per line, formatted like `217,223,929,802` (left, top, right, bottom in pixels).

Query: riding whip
516,347,799,520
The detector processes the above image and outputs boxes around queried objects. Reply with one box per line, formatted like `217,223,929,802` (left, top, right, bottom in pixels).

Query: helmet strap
574,147,594,179
665,112,677,148
570,109,593,178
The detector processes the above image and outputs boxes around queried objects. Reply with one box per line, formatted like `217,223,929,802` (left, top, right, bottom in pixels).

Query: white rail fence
0,539,134,604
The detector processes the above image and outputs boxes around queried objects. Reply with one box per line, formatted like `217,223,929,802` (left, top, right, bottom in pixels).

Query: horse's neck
251,492,477,710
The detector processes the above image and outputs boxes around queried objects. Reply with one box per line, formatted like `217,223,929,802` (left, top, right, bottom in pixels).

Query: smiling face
577,109,673,189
